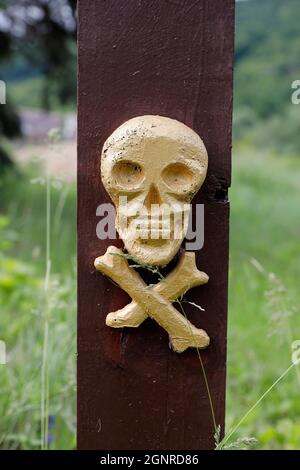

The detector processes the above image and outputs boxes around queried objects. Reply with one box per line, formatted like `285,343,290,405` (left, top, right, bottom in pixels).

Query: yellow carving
95,115,210,353
95,246,209,353
105,250,208,328
101,115,208,266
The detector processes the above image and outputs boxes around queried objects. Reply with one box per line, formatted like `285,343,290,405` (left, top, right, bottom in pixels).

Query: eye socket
112,161,144,189
162,162,196,192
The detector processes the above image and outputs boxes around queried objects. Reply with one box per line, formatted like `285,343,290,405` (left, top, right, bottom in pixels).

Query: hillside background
234,0,300,154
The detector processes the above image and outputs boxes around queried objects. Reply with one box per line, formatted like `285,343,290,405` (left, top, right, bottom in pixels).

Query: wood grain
78,0,234,450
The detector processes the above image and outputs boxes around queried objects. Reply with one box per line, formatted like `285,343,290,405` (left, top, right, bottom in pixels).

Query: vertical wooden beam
78,0,234,450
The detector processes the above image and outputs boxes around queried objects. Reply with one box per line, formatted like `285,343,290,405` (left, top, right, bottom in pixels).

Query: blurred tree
0,0,77,169
0,3,21,169
235,0,300,119
0,0,77,109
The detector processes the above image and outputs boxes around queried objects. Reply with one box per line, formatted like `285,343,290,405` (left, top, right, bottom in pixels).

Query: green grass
0,163,76,449
227,144,300,449
8,77,45,110
0,143,299,449
8,77,76,112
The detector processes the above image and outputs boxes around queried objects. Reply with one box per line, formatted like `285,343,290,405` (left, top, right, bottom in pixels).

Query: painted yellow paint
95,246,210,353
101,115,208,266
96,116,210,352
106,250,208,328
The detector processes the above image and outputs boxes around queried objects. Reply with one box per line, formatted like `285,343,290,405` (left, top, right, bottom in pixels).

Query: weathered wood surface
78,0,234,450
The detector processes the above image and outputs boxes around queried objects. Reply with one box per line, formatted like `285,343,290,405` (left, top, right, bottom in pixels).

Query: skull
101,115,208,266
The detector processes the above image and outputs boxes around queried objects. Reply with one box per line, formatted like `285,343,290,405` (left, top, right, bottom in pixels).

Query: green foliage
234,105,300,156
254,106,300,155
222,437,257,451
232,107,257,142
0,0,77,166
0,168,76,449
7,77,75,112
7,77,45,110
227,146,300,450
234,0,300,153
235,0,300,118
0,0,77,111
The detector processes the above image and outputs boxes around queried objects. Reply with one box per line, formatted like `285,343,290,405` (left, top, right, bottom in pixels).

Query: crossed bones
94,246,210,353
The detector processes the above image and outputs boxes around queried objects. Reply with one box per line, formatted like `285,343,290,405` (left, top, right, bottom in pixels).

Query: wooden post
78,0,234,450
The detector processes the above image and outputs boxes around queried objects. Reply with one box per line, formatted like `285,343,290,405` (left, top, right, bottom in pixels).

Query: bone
106,251,209,328
94,246,210,353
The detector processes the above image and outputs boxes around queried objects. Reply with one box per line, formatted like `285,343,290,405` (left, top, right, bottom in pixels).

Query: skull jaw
121,236,184,267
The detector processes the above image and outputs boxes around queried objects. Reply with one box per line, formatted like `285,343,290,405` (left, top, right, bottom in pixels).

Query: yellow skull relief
95,116,210,353
101,115,208,266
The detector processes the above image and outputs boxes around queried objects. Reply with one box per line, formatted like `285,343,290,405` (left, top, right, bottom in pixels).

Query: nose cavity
144,184,162,210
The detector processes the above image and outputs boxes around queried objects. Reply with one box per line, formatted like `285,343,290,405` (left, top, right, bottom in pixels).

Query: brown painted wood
78,0,234,450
